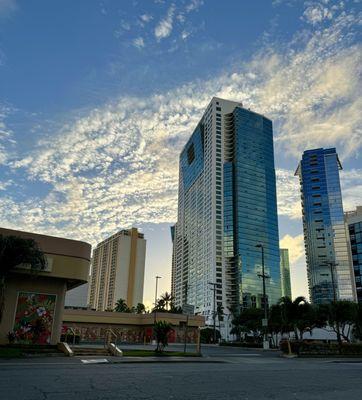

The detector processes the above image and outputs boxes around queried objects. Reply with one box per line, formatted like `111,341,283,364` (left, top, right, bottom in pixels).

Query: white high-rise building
172,97,281,336
65,282,89,308
89,228,146,311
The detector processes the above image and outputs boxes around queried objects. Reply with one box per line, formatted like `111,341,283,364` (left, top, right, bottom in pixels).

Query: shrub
280,340,362,356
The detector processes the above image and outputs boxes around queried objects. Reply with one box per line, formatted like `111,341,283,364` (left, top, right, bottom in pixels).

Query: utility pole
256,244,270,350
208,282,217,343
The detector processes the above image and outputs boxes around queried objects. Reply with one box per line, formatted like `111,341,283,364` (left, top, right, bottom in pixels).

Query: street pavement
0,345,361,400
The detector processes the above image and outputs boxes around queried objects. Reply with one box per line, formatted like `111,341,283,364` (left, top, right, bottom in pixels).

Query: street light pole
208,282,217,343
154,276,162,329
256,244,269,350
155,275,162,308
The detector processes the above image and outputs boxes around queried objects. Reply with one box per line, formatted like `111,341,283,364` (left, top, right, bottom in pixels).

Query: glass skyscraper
280,249,292,299
172,98,281,336
295,148,356,304
345,206,362,303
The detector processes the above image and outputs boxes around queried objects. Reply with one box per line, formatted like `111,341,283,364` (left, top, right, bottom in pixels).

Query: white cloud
0,105,15,165
185,0,203,13
154,4,176,41
302,3,334,25
276,169,302,220
280,234,305,264
341,169,362,212
140,14,153,23
181,30,191,40
133,37,145,49
0,3,361,248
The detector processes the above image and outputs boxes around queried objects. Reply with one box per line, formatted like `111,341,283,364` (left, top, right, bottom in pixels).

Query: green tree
135,303,146,314
160,292,173,311
230,308,264,341
277,296,322,340
0,234,46,322
268,304,284,346
153,298,166,312
114,298,130,313
153,320,173,352
169,303,183,314
200,327,221,344
322,300,357,345
352,303,362,341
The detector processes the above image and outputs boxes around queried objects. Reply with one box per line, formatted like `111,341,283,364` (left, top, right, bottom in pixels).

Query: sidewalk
0,355,227,366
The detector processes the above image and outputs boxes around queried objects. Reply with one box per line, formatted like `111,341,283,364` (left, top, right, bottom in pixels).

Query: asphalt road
0,347,361,400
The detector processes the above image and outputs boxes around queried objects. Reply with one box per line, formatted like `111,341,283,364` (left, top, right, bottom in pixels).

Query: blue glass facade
173,98,282,335
231,108,281,308
296,148,356,304
180,123,204,191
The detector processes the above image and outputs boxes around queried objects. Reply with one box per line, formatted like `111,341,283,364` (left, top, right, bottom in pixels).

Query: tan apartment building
89,228,146,311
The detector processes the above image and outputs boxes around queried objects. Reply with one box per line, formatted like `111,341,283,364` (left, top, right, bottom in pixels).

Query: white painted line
213,354,261,357
81,359,109,364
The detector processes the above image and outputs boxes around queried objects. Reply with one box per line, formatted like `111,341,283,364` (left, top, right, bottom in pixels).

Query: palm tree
153,320,173,352
278,296,316,340
154,298,166,312
0,234,46,322
114,298,129,313
160,292,173,311
136,303,146,314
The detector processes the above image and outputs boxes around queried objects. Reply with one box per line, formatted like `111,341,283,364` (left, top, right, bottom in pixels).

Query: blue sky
0,0,361,308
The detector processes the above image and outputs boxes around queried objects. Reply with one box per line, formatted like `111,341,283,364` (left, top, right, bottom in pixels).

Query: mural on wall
60,323,199,344
13,292,56,344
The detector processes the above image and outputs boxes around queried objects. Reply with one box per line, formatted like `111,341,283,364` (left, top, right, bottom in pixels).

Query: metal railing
65,327,77,345
104,328,118,349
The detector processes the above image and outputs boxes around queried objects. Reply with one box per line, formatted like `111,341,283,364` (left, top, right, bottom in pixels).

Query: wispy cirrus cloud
154,4,176,41
0,105,16,165
0,1,361,246
133,37,145,49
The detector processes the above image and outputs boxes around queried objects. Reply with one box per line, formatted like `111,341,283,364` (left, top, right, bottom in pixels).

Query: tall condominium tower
89,228,146,311
295,148,356,304
172,97,281,333
280,249,292,299
345,206,362,303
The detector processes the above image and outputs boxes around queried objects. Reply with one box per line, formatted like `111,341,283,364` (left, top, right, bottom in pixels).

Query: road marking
81,359,109,364
0,362,80,366
211,354,261,357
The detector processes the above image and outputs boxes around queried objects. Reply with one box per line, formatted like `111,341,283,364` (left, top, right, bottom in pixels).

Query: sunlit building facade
89,228,146,311
172,97,281,335
280,249,292,299
295,148,356,304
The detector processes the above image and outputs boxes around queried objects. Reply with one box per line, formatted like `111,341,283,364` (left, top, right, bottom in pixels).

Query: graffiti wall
13,292,56,345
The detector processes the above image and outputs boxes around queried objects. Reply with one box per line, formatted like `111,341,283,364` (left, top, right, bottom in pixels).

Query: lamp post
154,275,162,329
208,282,217,343
256,244,269,350
154,276,162,308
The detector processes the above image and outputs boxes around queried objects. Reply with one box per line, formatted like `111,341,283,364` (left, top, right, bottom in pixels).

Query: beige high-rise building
89,228,146,311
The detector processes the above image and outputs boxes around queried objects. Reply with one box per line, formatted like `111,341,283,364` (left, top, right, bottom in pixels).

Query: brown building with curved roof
0,227,91,345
